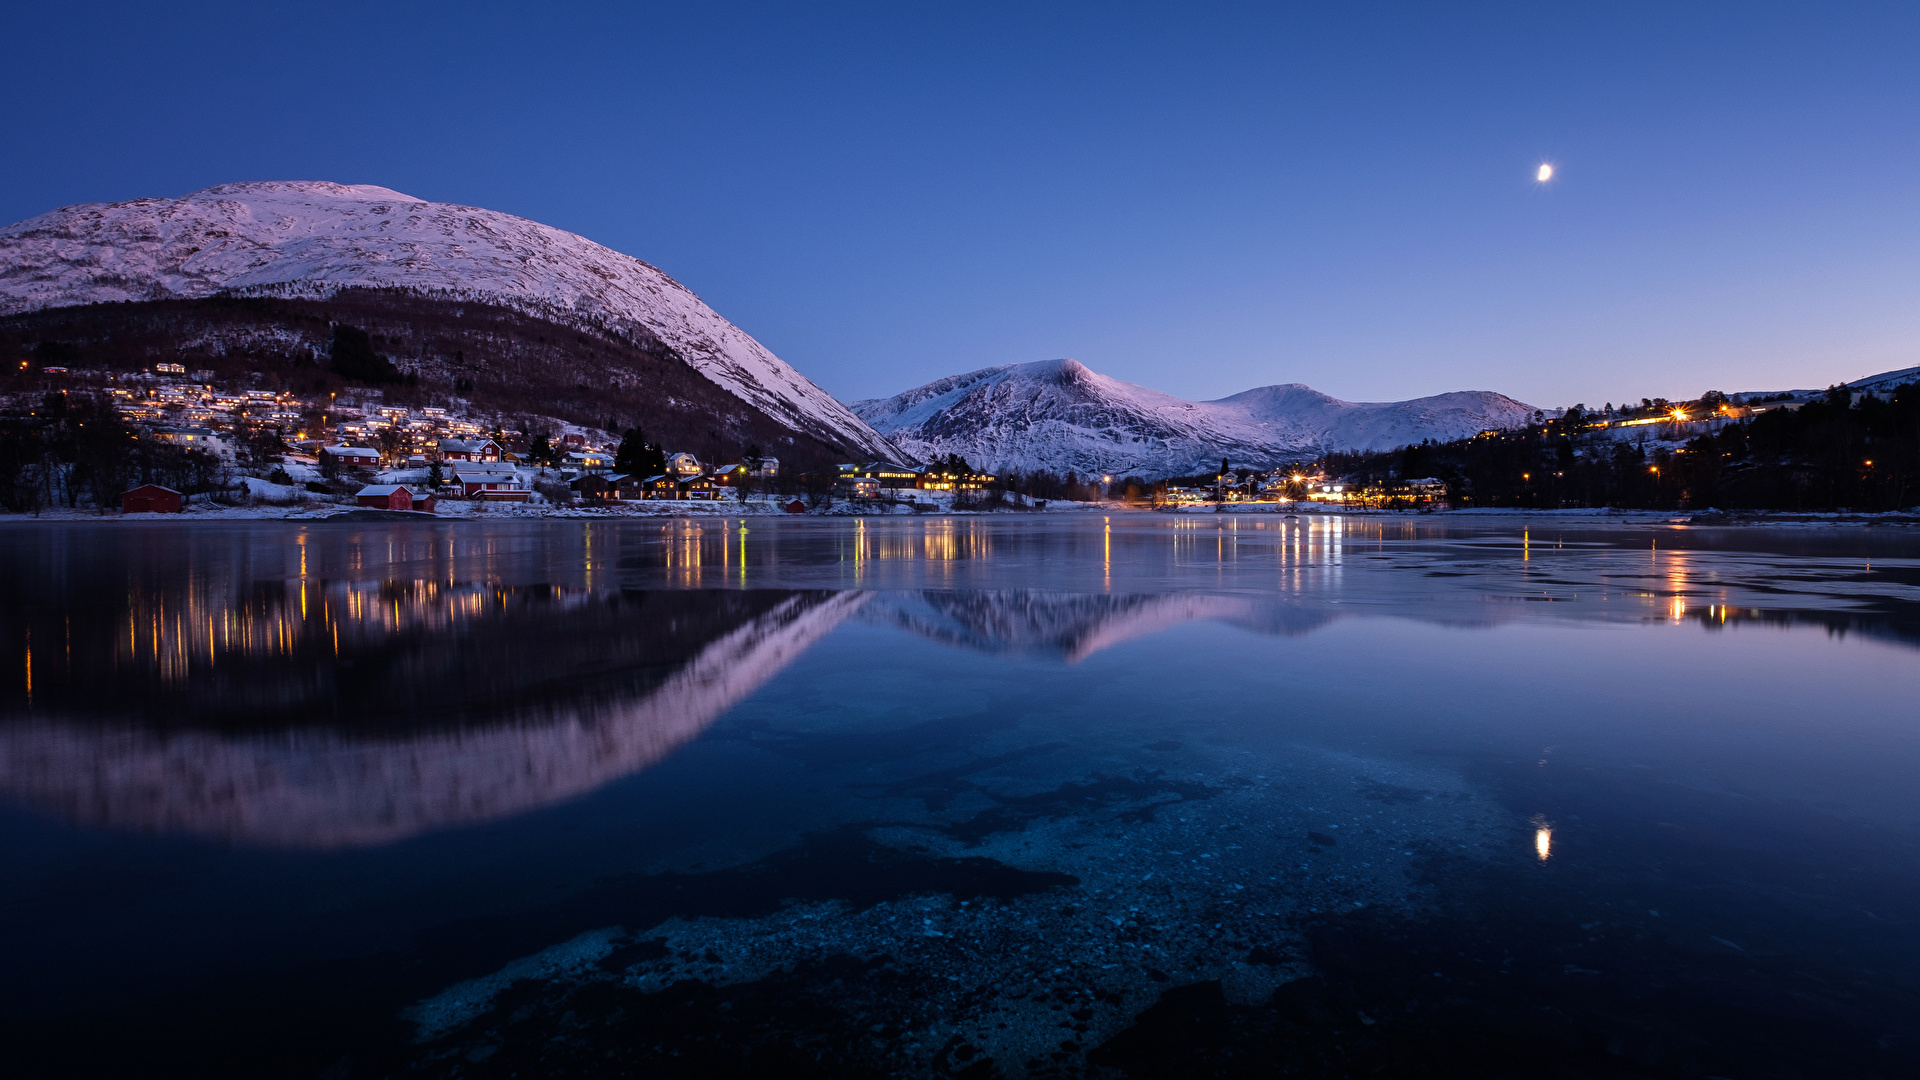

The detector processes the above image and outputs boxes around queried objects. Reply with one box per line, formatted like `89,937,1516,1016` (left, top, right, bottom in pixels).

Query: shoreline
1,502,1915,527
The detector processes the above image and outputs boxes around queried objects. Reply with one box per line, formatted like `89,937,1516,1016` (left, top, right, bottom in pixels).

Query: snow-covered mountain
1736,364,1920,401
0,181,898,458
852,359,1536,476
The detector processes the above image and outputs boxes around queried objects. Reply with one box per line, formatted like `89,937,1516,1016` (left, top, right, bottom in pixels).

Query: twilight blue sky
7,2,1919,408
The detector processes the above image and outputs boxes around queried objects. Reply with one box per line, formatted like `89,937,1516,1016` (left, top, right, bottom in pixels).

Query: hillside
852,358,1536,476
0,181,899,460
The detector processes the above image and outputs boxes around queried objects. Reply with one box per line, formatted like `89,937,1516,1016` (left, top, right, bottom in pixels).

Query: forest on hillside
1318,384,1919,512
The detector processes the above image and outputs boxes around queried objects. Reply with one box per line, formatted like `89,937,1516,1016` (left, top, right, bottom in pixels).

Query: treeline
0,393,228,512
990,467,1107,503
1323,384,1919,511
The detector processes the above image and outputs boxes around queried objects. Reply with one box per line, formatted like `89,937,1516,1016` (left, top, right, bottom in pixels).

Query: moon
1536,163,1554,183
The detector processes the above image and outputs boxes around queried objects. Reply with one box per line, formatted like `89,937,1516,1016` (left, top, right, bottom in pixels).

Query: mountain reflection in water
0,578,1321,846
1,518,1918,1080
0,579,866,847
1,517,1914,851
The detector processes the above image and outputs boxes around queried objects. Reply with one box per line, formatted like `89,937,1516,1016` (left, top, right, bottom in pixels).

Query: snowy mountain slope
1735,364,1919,401
1847,365,1920,394
851,359,1536,475
0,181,897,457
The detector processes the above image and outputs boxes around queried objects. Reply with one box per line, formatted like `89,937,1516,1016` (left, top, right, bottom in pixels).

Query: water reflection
1,517,1916,852
0,586,866,846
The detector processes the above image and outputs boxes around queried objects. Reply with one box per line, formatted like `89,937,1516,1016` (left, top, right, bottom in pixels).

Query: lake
1,514,1916,1078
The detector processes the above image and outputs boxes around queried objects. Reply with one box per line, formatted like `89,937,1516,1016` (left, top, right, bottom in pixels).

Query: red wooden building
355,484,417,511
122,485,183,513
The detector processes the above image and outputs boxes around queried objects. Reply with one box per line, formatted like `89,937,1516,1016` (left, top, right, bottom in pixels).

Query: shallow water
1,515,1916,1078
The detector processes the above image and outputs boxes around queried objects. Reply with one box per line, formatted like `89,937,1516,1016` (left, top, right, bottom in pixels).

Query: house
666,452,704,477
566,449,612,472
1402,478,1448,508
153,362,186,375
841,462,921,489
320,444,383,470
916,466,996,491
121,484,183,513
561,433,586,447
752,457,779,478
836,475,881,499
453,467,530,501
710,464,748,486
149,426,234,460
571,474,617,501
438,438,502,462
679,476,721,500
636,474,720,500
786,499,808,514
355,484,417,511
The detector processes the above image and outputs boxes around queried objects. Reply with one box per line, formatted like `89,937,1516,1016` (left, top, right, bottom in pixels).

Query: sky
6,1,1920,409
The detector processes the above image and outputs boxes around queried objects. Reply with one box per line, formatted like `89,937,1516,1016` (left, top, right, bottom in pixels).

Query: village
49,360,1485,515
51,361,1030,515
22,360,1851,517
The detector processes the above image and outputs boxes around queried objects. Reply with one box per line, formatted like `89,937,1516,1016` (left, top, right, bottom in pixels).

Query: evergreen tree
328,325,404,384
615,427,666,475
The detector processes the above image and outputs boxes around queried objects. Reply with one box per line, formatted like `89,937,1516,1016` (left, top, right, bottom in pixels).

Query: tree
615,427,666,475
328,325,404,384
528,432,554,465
428,459,444,490
239,427,285,470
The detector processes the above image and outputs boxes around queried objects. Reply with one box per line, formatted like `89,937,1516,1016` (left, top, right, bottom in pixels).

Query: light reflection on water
0,516,1916,1076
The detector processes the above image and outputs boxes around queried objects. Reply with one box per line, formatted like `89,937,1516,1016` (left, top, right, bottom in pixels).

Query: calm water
1,515,1916,1079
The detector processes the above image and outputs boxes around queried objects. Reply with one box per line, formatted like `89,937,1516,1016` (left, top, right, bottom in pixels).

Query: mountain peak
198,180,425,202
851,360,1535,476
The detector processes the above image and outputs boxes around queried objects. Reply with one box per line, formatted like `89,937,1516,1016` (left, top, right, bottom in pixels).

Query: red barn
122,485,183,513
355,484,415,510
786,499,808,514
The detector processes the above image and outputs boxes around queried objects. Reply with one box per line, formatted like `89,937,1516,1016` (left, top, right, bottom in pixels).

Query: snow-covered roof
355,484,411,496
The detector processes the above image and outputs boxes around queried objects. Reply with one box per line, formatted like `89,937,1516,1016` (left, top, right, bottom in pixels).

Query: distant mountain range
851,358,1537,477
0,181,903,462
1737,365,1920,400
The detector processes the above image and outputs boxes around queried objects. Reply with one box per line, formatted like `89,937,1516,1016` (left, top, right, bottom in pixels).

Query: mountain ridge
852,358,1537,476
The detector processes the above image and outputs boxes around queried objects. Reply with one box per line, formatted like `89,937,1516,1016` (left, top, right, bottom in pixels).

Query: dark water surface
1,515,1916,1079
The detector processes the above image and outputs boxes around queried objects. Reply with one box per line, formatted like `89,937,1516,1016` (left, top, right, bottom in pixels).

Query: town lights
1671,409,1688,421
